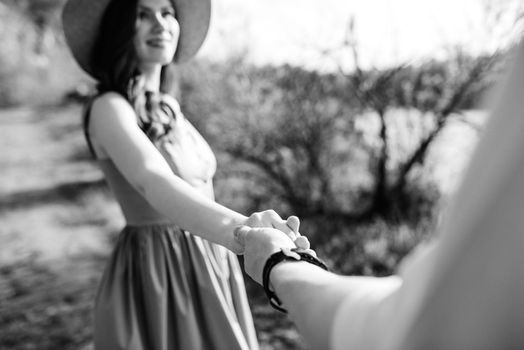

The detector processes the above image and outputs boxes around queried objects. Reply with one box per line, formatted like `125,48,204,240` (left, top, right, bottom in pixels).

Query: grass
0,257,102,350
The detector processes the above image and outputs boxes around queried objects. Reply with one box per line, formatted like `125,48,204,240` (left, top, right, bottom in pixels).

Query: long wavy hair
90,0,177,110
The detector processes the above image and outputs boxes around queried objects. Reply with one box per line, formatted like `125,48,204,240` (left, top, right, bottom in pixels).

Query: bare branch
224,146,305,209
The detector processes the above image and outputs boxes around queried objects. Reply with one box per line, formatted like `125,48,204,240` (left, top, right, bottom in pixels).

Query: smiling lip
146,38,171,47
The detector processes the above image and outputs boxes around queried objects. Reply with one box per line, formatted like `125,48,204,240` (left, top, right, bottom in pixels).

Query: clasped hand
235,210,315,285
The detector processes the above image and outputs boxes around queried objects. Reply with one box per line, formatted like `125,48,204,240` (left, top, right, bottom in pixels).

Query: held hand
244,210,310,250
286,216,310,251
235,226,296,285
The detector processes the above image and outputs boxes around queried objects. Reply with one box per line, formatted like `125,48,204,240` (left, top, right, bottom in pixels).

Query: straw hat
62,0,211,76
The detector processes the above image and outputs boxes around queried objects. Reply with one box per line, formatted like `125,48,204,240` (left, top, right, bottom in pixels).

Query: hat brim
62,0,211,77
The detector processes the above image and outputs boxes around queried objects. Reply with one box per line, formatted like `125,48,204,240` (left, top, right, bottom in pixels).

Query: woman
61,0,306,349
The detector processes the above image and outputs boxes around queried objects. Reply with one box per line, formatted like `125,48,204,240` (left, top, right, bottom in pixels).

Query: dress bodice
86,93,217,225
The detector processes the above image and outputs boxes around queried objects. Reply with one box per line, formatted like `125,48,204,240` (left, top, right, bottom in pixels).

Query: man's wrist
262,248,329,313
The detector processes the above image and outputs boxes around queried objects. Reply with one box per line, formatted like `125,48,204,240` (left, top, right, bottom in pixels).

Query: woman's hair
90,0,176,99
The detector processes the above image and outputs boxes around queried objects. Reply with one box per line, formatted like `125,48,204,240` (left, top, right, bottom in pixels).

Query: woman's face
134,0,179,70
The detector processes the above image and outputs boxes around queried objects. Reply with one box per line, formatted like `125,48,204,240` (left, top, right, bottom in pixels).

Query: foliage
344,51,502,218
0,4,35,106
180,60,374,224
319,218,436,276
0,0,65,30
0,1,86,107
178,51,500,235
391,53,499,111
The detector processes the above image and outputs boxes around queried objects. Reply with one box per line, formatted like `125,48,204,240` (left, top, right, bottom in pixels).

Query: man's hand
235,226,296,285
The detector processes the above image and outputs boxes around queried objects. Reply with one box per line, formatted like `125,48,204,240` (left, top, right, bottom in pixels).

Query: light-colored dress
85,93,258,350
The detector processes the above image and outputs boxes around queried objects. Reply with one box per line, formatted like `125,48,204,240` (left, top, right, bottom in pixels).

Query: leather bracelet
262,248,329,313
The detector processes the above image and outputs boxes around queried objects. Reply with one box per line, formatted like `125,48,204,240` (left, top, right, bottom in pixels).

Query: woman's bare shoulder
85,93,130,158
89,92,138,131
91,92,132,115
87,92,138,154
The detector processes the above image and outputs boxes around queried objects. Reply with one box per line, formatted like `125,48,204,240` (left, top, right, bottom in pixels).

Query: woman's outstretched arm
88,92,296,253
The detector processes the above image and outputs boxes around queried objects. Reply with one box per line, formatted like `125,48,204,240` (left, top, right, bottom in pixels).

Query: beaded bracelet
262,248,329,313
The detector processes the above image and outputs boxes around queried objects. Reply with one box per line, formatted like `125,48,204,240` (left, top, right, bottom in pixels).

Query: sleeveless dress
84,93,259,350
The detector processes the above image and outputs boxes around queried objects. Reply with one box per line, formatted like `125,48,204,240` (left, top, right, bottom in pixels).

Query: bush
319,218,435,276
0,2,87,107
0,4,35,106
176,58,479,273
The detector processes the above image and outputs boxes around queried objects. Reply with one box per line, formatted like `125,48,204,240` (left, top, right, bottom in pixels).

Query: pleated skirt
93,223,259,350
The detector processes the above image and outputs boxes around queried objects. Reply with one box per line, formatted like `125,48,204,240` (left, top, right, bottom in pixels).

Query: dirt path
0,106,99,196
0,106,113,349
0,105,121,265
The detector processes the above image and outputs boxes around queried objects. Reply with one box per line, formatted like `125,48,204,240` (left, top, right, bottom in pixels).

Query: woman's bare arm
89,92,292,253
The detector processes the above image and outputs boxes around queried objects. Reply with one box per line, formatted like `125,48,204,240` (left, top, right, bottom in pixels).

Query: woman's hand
242,210,310,251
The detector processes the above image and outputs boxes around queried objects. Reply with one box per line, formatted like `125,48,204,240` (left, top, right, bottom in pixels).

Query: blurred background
0,0,522,349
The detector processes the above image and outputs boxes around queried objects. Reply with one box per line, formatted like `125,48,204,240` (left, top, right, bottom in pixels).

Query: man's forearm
271,262,402,350
271,262,357,349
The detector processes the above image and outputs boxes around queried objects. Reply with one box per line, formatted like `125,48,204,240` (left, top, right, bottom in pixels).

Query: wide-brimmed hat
62,0,211,77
